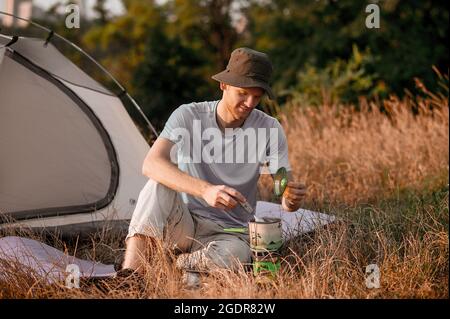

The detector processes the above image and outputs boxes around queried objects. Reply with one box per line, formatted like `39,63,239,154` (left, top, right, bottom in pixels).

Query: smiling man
121,48,307,284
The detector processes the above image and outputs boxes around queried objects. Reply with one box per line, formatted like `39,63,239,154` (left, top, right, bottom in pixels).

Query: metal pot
248,217,283,252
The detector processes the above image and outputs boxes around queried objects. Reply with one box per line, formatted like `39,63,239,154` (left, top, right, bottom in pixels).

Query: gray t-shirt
159,100,291,227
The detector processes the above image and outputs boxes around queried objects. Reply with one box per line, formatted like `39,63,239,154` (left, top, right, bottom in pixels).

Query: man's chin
236,110,251,120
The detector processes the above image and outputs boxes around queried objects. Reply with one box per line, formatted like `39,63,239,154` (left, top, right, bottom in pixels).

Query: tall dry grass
0,77,448,299
259,78,449,207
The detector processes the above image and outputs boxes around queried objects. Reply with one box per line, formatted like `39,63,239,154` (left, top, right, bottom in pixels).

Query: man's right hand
202,185,247,210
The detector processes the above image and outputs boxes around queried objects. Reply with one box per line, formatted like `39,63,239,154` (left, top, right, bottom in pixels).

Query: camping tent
0,29,155,234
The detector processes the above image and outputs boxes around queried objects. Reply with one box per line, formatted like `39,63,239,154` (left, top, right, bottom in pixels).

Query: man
121,47,307,280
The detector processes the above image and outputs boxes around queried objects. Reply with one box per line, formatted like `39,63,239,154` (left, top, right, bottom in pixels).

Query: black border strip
0,49,120,222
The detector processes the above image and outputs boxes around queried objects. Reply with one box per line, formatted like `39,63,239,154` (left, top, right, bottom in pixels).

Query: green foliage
167,0,239,69
282,45,386,106
80,0,240,124
245,0,449,102
82,0,167,93
132,28,212,130
7,0,446,124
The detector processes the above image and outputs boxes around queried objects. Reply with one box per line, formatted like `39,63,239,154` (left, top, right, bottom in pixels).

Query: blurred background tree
1,0,448,129
82,0,166,92
245,0,448,105
82,0,244,128
132,27,212,130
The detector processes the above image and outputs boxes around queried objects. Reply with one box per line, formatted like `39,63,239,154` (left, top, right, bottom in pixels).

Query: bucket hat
212,47,275,99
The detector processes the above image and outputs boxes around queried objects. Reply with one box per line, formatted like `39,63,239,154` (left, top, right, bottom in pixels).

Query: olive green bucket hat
212,47,275,99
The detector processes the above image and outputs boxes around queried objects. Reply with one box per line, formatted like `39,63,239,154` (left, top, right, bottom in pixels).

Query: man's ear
220,82,227,91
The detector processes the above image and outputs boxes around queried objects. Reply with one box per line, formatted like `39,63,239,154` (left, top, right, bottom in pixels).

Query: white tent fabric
0,49,111,212
0,236,115,284
3,37,110,94
0,34,150,231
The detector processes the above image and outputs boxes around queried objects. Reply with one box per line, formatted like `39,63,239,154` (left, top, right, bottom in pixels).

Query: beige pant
127,179,251,270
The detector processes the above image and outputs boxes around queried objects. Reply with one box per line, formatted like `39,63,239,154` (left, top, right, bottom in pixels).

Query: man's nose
245,96,259,109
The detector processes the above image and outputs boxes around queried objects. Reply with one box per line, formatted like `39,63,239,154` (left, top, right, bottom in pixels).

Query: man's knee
127,178,194,251
128,178,181,237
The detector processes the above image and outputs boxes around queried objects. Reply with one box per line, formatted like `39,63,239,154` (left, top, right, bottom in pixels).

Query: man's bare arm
142,137,210,198
142,137,246,210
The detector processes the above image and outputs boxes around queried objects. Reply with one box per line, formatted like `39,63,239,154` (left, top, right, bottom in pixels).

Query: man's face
221,83,264,121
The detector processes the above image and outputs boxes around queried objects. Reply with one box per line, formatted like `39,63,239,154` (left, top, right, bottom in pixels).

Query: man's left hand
281,181,307,212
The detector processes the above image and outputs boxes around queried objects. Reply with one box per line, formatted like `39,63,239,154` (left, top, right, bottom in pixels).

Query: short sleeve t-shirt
159,100,291,227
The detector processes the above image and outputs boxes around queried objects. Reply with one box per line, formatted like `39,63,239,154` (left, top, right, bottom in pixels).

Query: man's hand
202,185,247,210
282,181,307,212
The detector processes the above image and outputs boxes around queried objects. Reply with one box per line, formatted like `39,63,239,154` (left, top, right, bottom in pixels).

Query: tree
245,0,449,101
167,0,240,70
93,0,110,25
82,0,166,94
132,28,212,130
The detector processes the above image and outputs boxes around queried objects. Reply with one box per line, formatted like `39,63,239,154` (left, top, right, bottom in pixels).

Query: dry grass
259,78,449,207
1,77,448,299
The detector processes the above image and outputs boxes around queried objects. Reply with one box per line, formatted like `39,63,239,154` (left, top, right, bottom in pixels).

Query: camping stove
248,217,283,278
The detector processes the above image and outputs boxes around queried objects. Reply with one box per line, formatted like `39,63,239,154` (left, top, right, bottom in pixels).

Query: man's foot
175,250,216,273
